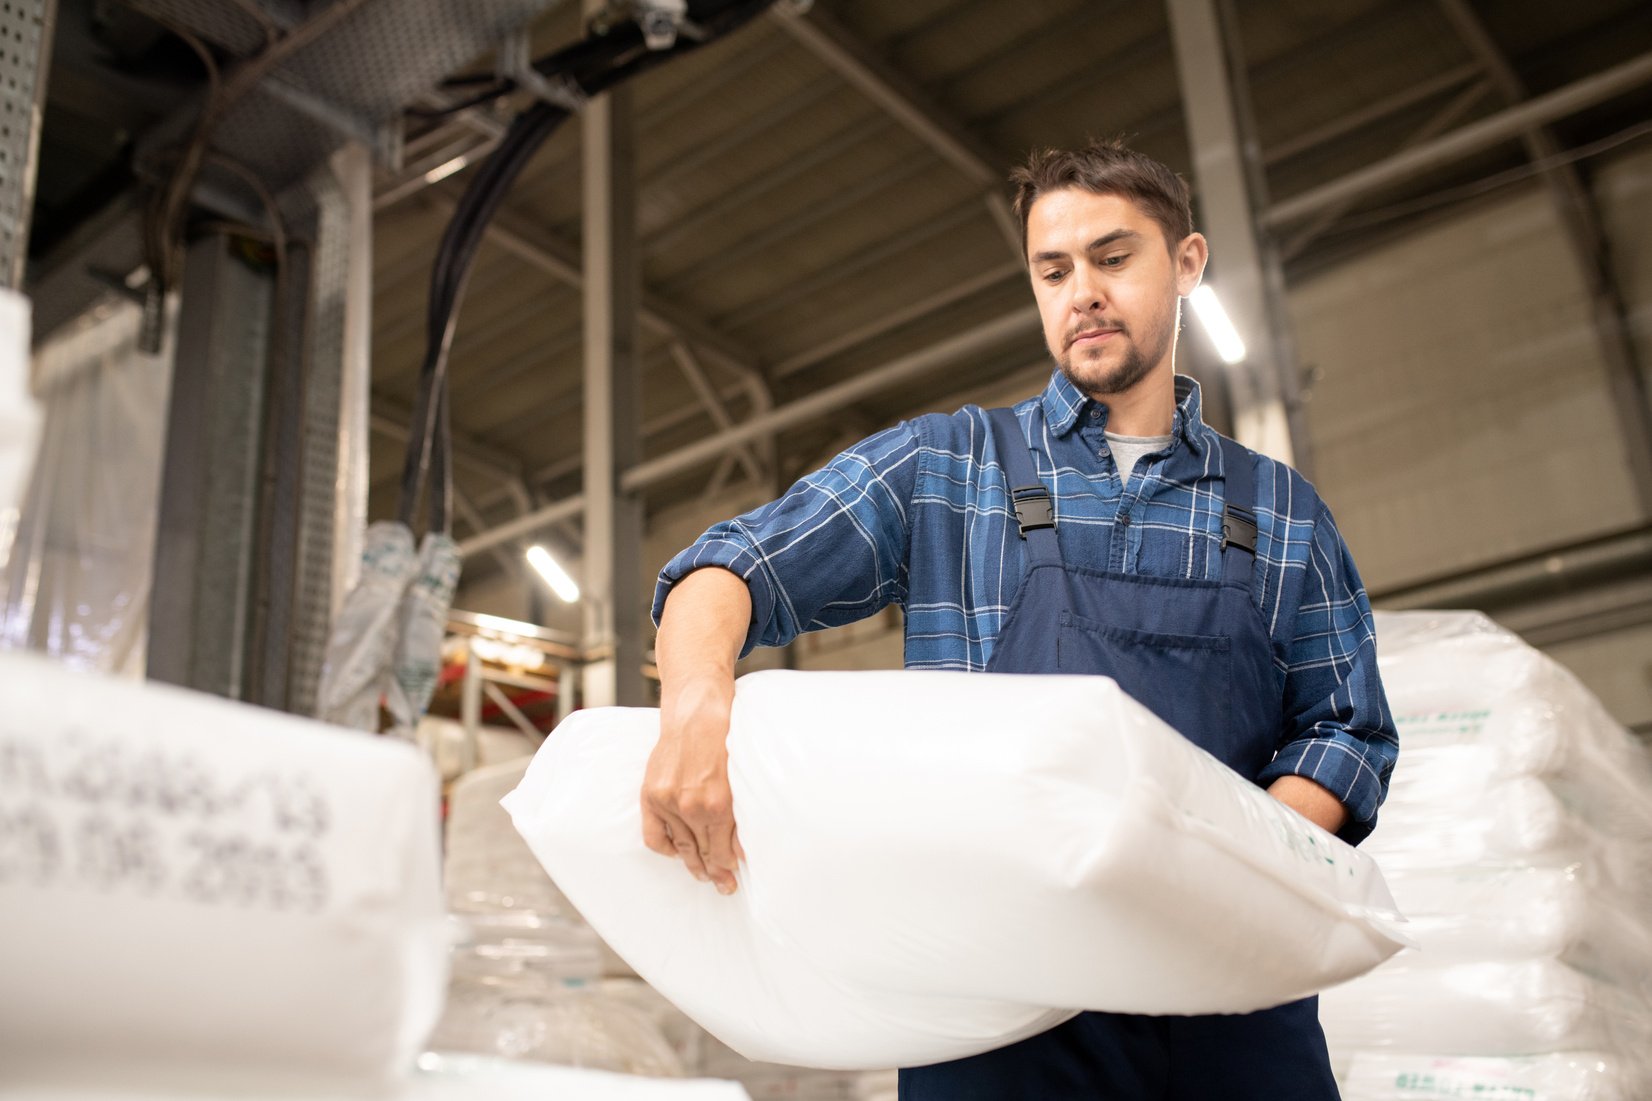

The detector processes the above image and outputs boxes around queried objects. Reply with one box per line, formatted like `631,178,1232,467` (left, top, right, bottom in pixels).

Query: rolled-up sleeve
1256,502,1399,845
651,422,921,657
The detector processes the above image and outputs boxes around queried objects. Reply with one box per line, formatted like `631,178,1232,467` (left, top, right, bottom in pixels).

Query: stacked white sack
0,650,449,1090
1322,611,1652,1100
505,668,1407,1070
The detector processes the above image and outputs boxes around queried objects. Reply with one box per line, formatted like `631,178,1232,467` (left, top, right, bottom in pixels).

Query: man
643,139,1397,1098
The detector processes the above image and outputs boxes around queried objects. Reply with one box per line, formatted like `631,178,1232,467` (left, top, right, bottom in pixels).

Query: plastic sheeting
0,288,38,521
506,668,1407,1070
315,521,419,730
1325,611,1652,1099
0,298,172,676
315,527,461,737
0,649,450,1087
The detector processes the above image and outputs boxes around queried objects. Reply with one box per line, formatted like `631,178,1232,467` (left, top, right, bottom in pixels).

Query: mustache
1064,321,1126,348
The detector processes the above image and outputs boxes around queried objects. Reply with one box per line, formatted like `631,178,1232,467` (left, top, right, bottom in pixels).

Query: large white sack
0,651,449,1084
1321,958,1652,1058
1341,1051,1641,1101
504,669,1406,1069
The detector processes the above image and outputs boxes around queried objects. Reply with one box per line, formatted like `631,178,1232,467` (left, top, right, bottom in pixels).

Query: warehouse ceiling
29,0,1652,577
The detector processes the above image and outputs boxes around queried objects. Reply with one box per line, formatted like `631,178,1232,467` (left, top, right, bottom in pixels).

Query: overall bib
898,407,1340,1101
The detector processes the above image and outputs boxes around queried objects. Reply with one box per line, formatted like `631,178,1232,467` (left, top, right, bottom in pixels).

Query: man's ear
1174,232,1209,298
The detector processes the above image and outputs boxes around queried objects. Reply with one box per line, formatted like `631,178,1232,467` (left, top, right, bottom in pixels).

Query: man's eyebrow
1030,229,1141,265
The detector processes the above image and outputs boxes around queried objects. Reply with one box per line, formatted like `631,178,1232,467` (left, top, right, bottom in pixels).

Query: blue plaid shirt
654,371,1397,841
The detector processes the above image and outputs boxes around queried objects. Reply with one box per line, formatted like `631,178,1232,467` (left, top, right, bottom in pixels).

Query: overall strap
986,407,1062,569
1216,433,1259,590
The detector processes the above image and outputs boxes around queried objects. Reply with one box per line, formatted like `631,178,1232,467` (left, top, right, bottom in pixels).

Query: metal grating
0,0,53,288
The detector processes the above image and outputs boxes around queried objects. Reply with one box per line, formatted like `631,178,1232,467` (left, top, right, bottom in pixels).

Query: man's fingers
640,806,677,858
699,818,740,895
672,824,712,882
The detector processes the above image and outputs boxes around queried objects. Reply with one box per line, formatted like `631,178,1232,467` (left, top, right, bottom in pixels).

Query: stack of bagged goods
1322,611,1652,1101
0,650,450,1094
505,668,1410,1073
0,651,753,1101
439,748,897,1099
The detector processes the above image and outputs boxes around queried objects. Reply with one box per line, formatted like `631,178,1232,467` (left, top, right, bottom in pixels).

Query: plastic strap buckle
1221,505,1258,555
1011,485,1055,537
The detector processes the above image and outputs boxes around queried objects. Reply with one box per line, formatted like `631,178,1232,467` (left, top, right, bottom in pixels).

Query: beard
1055,305,1176,399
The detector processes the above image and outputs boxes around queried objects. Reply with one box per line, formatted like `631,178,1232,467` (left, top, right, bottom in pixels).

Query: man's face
1025,188,1206,399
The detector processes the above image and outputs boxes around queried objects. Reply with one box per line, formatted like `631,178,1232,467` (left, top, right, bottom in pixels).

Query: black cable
395,0,783,536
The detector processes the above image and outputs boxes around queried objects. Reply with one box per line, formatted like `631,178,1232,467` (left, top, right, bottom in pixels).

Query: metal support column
0,0,56,288
581,0,645,708
330,143,374,614
1167,0,1302,467
148,235,274,697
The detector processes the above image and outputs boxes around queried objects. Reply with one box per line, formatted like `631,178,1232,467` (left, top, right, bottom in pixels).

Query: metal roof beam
1433,0,1652,514
1264,46,1652,226
769,4,1021,254
458,305,1042,557
423,192,772,387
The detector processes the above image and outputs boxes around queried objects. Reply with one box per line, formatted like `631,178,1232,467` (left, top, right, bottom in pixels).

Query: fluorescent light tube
1189,285,1247,365
526,545,581,603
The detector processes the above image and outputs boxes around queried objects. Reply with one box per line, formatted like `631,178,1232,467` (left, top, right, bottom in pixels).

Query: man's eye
1042,270,1066,283
1102,254,1129,267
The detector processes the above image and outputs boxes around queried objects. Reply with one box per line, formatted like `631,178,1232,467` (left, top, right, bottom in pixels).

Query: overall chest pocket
1056,611,1235,760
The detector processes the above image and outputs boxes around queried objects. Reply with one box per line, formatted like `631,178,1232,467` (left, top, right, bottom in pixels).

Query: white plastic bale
0,651,449,1086
1320,957,1652,1059
1386,865,1652,987
505,669,1407,1069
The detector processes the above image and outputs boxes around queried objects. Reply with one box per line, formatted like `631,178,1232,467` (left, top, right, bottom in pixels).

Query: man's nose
1069,265,1104,313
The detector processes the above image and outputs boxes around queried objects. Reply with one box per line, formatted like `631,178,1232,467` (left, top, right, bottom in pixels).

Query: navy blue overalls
898,406,1341,1100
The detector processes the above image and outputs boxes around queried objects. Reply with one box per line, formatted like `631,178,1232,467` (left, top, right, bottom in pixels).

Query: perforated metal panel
0,0,54,288
126,0,300,57
136,0,565,192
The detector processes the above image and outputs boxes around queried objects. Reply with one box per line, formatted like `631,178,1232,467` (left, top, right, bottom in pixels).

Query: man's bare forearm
643,566,754,894
656,566,752,696
1266,775,1349,835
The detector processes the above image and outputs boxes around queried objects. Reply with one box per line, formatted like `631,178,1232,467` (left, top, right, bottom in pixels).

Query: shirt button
1118,512,1132,527
1088,409,1101,420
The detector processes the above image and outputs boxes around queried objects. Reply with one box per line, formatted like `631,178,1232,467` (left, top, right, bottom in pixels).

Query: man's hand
643,673,743,894
645,566,753,894
1266,774,1349,835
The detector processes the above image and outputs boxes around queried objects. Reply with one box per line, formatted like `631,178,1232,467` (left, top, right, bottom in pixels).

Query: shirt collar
1039,369,1210,458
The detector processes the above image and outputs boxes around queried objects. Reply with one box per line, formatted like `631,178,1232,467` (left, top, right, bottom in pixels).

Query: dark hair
1009,138,1194,256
